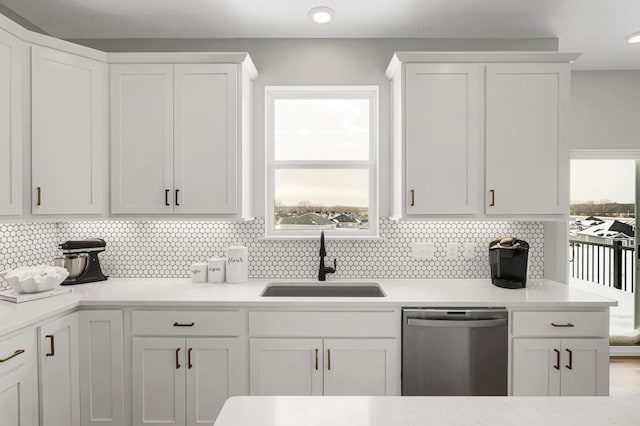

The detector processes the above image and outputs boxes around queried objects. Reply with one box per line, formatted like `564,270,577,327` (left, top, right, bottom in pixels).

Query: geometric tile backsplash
0,218,544,290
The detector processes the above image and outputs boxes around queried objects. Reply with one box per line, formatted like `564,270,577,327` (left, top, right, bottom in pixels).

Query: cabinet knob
327,349,331,371
37,187,42,206
565,348,573,370
489,189,495,207
410,190,415,207
553,348,560,370
176,348,181,369
175,189,180,206
165,189,170,206
188,348,193,369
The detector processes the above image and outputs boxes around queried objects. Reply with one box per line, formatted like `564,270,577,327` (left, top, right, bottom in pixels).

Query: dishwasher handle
407,318,508,328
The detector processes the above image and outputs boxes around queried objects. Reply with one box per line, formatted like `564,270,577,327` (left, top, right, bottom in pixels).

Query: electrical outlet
445,242,459,260
411,242,436,261
463,243,477,260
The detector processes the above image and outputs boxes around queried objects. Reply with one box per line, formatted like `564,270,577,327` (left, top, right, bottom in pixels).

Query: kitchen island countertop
214,395,639,426
0,278,617,335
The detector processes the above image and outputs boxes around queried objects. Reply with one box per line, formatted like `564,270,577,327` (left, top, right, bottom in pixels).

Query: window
266,86,378,237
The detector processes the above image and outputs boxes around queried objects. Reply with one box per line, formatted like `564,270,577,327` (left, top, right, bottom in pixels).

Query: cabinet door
79,310,124,426
485,63,569,215
31,46,107,214
249,338,322,396
0,29,22,216
323,338,397,396
185,338,240,426
132,338,185,426
39,312,80,426
405,63,481,215
0,365,34,426
111,64,174,214
512,338,561,396
174,64,238,215
560,338,609,396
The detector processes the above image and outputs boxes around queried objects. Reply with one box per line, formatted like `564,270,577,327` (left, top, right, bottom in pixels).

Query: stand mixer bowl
54,253,88,280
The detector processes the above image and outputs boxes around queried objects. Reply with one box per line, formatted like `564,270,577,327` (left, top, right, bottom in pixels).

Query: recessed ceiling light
309,6,335,24
626,31,640,43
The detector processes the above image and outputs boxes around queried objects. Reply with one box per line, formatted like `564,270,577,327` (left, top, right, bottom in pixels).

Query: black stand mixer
54,239,109,285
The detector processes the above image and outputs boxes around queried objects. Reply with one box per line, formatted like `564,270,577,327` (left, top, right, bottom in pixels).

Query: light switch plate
411,242,436,261
445,242,459,260
463,243,477,260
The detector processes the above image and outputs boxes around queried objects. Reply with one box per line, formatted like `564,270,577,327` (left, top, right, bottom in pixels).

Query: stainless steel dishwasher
402,308,508,396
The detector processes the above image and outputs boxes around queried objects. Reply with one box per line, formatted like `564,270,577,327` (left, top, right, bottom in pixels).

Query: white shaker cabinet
38,312,80,426
510,310,609,396
0,28,23,216
249,338,396,397
133,337,240,426
110,64,174,214
512,338,609,396
111,57,255,217
387,53,577,218
0,330,36,426
401,63,482,216
485,63,570,215
31,46,107,215
78,310,124,426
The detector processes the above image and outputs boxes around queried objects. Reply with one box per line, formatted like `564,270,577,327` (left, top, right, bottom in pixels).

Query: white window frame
265,86,379,238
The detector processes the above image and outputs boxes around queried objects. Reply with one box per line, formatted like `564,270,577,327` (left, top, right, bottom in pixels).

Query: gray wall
571,71,640,150
72,37,557,217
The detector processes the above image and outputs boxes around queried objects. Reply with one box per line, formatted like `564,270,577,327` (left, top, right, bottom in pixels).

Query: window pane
274,169,369,231
274,98,370,161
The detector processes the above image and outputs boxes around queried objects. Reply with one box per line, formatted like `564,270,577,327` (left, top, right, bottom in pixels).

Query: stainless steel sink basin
260,282,385,297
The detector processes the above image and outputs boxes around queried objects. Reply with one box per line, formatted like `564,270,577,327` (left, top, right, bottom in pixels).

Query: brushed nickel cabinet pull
315,349,318,371
45,335,54,357
410,190,415,207
565,349,573,370
0,349,25,363
173,322,195,327
489,189,495,207
176,348,181,369
553,348,560,370
551,323,574,328
188,348,193,369
165,189,170,206
175,189,180,206
327,349,331,371
37,187,41,206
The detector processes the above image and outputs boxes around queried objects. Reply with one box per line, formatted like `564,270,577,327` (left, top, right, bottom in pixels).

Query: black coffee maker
489,237,529,289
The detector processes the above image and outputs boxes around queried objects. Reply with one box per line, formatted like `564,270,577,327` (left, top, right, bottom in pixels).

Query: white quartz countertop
214,395,639,426
0,278,617,335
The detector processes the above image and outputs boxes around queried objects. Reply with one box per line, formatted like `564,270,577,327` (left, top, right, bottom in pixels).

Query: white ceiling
2,0,640,69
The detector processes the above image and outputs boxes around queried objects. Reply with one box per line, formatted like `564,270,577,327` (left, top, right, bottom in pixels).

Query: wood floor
610,357,640,396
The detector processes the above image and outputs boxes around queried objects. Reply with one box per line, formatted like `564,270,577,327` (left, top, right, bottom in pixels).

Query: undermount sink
260,282,385,297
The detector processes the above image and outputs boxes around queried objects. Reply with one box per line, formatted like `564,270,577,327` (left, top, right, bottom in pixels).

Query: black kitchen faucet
318,231,337,281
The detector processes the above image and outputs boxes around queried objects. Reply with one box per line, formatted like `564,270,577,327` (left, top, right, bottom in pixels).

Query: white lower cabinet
250,338,396,396
512,338,609,396
133,337,240,426
79,310,124,426
38,312,80,426
0,330,36,426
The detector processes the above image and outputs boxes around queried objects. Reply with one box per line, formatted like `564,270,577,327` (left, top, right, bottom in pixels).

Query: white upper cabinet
0,28,23,216
110,64,174,214
173,64,238,214
110,56,255,217
485,63,570,215
403,63,481,215
31,45,107,215
387,52,578,218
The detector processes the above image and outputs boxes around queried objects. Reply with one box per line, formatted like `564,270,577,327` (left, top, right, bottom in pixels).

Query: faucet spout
318,231,336,281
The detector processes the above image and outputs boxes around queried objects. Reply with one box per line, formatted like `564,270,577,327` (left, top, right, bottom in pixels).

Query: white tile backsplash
0,218,543,289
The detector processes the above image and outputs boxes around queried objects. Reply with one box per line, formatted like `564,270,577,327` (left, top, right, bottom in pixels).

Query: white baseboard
610,346,640,356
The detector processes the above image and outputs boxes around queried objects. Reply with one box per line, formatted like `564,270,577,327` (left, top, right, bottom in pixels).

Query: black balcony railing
569,240,635,293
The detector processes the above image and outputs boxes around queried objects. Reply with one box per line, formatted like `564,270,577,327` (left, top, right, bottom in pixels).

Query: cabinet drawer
0,329,35,374
249,311,397,337
512,311,609,337
132,310,239,336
